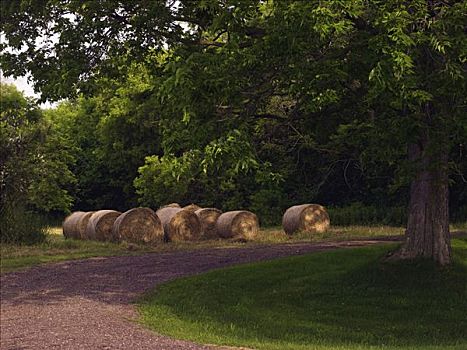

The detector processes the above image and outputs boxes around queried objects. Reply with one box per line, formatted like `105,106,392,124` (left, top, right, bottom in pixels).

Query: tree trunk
390,128,451,265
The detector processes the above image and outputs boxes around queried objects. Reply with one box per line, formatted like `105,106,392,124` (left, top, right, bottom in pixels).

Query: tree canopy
1,0,466,262
0,83,75,243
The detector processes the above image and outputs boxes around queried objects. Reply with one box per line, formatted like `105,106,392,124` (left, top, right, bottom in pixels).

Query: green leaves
134,152,201,206
2,0,465,221
202,129,258,175
0,83,76,214
135,129,267,208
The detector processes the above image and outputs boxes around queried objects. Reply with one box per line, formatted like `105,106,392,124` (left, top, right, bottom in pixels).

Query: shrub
249,188,288,226
0,203,46,244
328,203,407,226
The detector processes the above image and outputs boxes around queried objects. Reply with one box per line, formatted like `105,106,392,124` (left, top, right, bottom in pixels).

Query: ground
1,239,390,350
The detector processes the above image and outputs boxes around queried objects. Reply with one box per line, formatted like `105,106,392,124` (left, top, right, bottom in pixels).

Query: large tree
364,0,466,265
1,0,465,264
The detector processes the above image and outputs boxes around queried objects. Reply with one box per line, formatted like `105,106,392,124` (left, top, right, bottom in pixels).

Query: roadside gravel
1,240,392,349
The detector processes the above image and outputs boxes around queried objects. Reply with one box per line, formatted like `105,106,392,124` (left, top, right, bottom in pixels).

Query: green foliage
26,122,76,212
135,152,201,206
44,99,103,209
135,129,284,216
138,239,467,349
452,205,467,224
249,187,287,226
328,203,407,226
2,1,466,228
0,203,46,245
0,84,75,243
47,65,162,211
0,84,75,214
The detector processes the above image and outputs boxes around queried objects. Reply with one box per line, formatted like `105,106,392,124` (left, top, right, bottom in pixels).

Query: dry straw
156,207,201,242
86,210,122,241
160,203,181,209
62,211,85,239
76,211,95,240
195,208,222,239
282,204,330,235
183,203,202,212
112,207,163,244
216,210,259,241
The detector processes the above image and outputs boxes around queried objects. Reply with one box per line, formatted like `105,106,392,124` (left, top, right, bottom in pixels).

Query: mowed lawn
138,238,467,350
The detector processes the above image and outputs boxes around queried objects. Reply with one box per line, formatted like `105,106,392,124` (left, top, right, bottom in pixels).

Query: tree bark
389,125,451,265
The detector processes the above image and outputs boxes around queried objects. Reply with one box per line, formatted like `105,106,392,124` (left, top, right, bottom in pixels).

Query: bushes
451,205,467,224
0,84,74,244
0,204,46,244
249,188,288,226
328,203,407,226
328,203,466,227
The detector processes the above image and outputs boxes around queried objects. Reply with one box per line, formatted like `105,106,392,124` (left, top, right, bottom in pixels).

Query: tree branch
254,113,287,120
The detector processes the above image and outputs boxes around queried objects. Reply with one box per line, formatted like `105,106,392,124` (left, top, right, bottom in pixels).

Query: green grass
2,224,463,275
451,221,467,231
0,227,152,273
0,226,219,273
0,225,405,274
138,238,467,350
256,225,405,243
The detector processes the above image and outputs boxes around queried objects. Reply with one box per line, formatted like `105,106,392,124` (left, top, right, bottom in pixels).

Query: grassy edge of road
138,237,467,350
2,224,465,274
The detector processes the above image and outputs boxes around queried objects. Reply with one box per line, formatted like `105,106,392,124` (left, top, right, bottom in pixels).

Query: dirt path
1,239,394,350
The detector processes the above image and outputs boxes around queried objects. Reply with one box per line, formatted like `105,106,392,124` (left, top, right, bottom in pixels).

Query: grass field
1,223,465,274
0,225,406,274
0,226,236,273
138,238,467,350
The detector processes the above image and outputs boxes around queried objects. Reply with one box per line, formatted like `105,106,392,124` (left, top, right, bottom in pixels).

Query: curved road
1,240,392,350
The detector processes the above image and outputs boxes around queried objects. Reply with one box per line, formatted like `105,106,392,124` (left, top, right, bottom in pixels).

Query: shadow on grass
1,239,353,309
138,238,467,349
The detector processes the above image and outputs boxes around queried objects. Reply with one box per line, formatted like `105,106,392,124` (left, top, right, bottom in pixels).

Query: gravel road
1,240,392,350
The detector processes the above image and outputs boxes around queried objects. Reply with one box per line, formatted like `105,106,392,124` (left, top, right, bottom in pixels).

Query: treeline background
2,81,465,233
2,1,466,244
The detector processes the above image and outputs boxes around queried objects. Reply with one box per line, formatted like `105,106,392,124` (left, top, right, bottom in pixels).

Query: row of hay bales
63,203,330,244
62,203,262,243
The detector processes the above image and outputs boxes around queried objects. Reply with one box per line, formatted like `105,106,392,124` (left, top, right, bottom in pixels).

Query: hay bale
195,208,222,239
216,210,259,241
156,207,201,242
183,203,202,212
76,211,95,240
112,207,164,244
160,203,181,209
86,210,122,241
282,204,330,235
62,211,85,239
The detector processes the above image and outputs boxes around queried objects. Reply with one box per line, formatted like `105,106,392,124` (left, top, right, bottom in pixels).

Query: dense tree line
0,84,75,243
1,1,466,263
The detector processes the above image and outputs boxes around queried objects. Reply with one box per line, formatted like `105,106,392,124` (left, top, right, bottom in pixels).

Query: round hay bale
62,211,85,239
216,211,259,241
160,203,181,209
282,204,330,235
76,211,95,240
86,210,122,241
183,203,202,212
112,207,164,244
195,208,222,239
156,207,201,242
